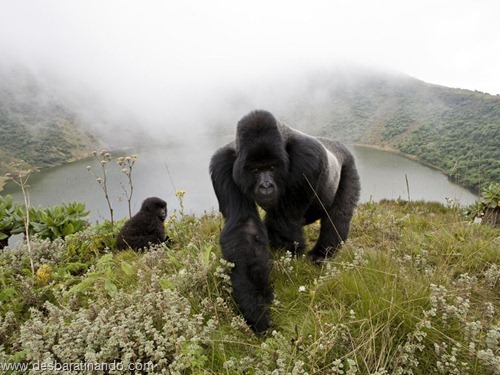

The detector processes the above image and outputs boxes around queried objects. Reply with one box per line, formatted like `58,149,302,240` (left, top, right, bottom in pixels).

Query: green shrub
1,198,90,248
466,183,500,227
28,202,89,241
482,183,500,209
0,195,24,249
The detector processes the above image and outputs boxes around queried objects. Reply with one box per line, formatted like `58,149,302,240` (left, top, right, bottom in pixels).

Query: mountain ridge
1,64,498,192
267,71,499,190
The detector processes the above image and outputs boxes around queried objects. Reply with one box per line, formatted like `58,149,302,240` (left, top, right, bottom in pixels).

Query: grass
0,200,498,374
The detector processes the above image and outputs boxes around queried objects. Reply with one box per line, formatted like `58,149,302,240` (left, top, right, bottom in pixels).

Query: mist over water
2,1,499,152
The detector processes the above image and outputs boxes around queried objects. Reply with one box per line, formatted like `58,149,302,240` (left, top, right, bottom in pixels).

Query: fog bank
1,1,499,141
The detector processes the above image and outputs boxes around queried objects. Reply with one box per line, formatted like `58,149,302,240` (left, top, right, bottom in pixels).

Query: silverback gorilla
209,110,360,332
116,197,170,250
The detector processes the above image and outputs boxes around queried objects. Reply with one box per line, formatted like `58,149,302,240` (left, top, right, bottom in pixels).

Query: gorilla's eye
269,166,276,172
251,167,260,174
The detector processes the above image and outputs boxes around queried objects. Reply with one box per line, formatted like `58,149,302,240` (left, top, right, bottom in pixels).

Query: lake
2,139,478,223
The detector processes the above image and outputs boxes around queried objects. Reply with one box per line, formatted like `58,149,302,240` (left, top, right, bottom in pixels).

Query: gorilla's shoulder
276,122,295,137
277,122,318,143
316,137,354,163
278,124,324,151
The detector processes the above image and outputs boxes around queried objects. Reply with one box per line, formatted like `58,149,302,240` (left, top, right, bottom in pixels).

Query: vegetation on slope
226,69,500,191
382,87,499,189
316,75,500,191
0,65,101,189
0,198,498,374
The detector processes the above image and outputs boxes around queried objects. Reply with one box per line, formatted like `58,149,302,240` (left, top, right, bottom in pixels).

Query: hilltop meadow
0,188,499,373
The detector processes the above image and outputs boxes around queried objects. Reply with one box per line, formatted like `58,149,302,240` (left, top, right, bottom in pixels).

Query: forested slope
0,66,101,189
278,70,500,190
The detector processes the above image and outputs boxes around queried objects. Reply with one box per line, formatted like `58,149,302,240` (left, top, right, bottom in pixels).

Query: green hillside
0,201,498,373
0,66,101,189
277,70,500,191
1,65,499,192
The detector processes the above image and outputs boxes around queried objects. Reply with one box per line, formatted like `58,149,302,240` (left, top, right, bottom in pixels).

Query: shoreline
0,155,91,195
353,142,450,172
352,143,479,196
0,147,133,195
2,144,481,198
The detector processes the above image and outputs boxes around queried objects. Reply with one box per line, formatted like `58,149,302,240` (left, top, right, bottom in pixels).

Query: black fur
116,197,169,250
210,110,360,332
220,216,273,333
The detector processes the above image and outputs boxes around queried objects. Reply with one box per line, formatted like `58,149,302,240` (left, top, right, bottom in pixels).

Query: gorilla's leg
265,212,306,254
309,158,360,263
308,214,346,262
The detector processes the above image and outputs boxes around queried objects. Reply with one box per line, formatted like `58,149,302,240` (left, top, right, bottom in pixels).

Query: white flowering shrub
19,272,216,374
0,201,498,374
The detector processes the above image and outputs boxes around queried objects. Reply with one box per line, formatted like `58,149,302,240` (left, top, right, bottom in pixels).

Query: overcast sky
1,0,499,125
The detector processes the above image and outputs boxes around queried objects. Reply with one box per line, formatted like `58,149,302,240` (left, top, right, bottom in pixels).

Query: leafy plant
481,182,500,208
480,183,500,227
0,195,24,249
29,202,89,241
466,183,500,226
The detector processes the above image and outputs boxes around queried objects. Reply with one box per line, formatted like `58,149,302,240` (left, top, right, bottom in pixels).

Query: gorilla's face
234,156,284,209
157,205,167,221
235,149,291,210
232,110,290,209
142,197,167,221
249,164,279,209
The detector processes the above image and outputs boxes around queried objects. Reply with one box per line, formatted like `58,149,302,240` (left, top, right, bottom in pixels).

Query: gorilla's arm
220,218,273,333
211,148,273,333
265,135,327,253
230,264,273,333
209,146,259,220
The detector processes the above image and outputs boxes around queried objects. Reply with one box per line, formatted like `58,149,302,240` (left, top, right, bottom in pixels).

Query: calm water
3,140,477,223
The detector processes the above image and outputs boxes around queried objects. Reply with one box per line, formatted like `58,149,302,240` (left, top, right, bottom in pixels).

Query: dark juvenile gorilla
116,197,170,250
210,110,360,332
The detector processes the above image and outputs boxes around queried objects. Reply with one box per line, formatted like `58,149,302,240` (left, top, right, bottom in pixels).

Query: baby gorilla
116,197,170,250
